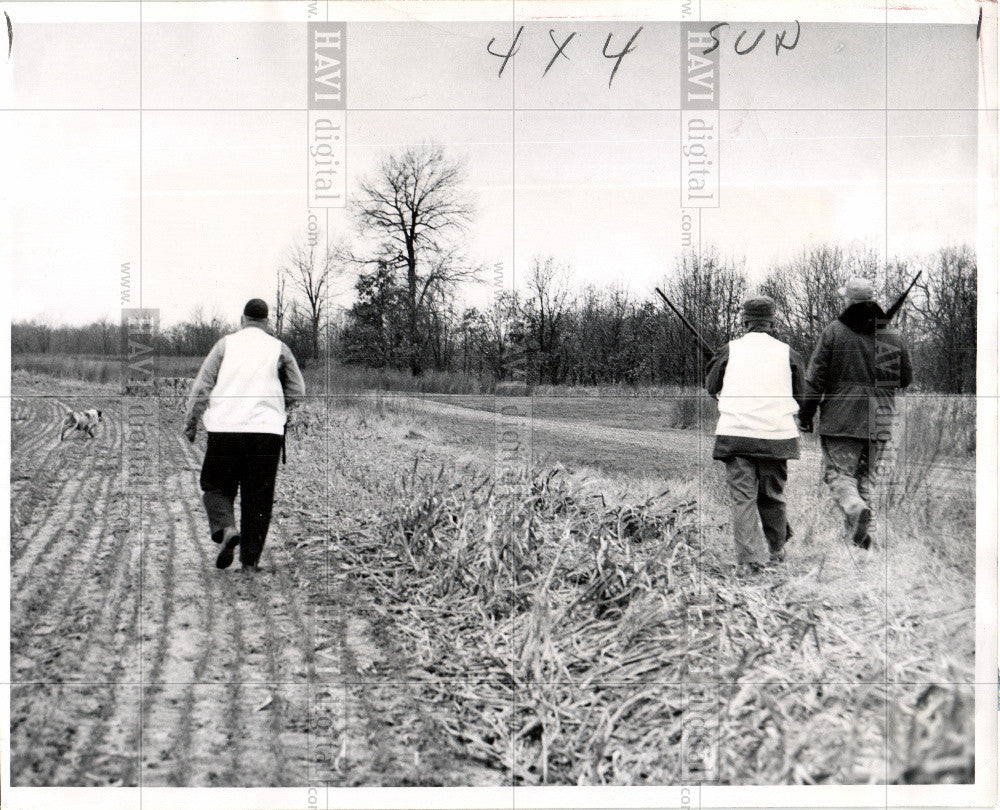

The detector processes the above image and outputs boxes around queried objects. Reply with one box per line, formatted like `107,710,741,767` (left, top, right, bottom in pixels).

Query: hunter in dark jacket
798,278,913,549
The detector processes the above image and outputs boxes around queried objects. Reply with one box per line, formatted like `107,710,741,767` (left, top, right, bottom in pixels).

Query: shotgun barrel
883,270,923,321
654,287,715,362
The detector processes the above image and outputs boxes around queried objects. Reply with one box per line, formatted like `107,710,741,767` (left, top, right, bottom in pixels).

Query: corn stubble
337,456,973,786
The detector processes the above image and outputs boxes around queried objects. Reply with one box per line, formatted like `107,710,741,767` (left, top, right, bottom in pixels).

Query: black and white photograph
1,1,997,807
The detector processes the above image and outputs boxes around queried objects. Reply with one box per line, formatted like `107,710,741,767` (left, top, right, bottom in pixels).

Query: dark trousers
723,456,789,564
199,432,283,566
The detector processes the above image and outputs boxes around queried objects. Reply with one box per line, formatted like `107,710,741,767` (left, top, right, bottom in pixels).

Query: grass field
12,354,204,384
8,369,976,786
11,354,488,395
14,352,975,459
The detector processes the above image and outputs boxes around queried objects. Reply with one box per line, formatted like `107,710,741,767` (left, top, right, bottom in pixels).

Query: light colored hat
838,278,876,303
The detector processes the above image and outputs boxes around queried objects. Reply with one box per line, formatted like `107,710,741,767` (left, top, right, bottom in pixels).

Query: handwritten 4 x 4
486,22,801,88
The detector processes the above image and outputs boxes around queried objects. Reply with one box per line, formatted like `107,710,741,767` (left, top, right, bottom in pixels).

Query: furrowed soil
9,374,976,786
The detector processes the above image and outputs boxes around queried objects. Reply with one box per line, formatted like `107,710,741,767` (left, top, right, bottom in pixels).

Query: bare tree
662,248,749,383
352,144,474,375
913,245,976,393
282,241,338,361
416,247,484,310
274,271,288,341
760,244,849,360
178,306,231,356
27,315,54,354
96,316,113,355
475,289,522,382
524,256,572,384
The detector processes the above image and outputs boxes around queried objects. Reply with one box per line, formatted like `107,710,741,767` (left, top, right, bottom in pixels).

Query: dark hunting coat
800,301,914,440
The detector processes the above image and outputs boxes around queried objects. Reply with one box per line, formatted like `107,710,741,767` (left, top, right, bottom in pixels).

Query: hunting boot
770,523,793,564
216,526,241,569
844,500,871,549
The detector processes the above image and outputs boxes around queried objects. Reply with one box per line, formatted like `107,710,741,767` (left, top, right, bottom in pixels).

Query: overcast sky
8,16,979,326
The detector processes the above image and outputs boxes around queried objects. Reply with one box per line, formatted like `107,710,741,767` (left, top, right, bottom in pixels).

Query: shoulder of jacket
746,331,788,348
243,327,280,343
824,320,848,340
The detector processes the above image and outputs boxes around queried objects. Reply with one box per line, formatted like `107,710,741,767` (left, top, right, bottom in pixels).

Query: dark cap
243,298,269,320
741,296,776,321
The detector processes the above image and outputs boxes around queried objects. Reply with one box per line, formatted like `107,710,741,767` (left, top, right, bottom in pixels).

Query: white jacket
186,326,305,435
715,332,798,440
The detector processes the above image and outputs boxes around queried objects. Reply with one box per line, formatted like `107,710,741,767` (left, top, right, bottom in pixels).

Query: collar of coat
742,321,775,336
838,300,888,335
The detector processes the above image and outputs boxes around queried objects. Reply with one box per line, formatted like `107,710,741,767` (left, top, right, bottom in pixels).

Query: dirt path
9,387,352,787
402,395,973,494
407,393,712,461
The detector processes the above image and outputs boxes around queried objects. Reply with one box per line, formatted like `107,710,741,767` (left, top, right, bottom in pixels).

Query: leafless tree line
11,241,976,395
11,144,976,395
13,307,232,359
336,242,975,393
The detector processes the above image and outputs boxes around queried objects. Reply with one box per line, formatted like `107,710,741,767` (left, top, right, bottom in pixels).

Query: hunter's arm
799,327,832,423
185,339,226,431
705,344,730,400
789,348,806,409
278,343,306,408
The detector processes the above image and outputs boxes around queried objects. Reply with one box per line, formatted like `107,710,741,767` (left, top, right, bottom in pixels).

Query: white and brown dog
60,408,103,441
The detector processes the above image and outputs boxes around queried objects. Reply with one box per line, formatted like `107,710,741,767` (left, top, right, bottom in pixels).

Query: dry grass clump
306,363,491,396
888,682,975,784
12,354,202,385
336,460,973,785
13,354,121,384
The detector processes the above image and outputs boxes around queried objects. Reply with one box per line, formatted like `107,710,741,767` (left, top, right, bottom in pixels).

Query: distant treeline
12,243,975,395
338,243,975,395
12,309,237,365
14,143,973,395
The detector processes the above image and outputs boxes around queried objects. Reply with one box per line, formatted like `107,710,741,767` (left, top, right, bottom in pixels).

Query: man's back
705,324,805,462
186,325,305,438
804,300,913,439
821,302,911,387
716,331,799,439
205,328,286,435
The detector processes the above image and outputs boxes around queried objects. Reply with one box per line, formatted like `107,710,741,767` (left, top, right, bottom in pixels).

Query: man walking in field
184,298,306,571
706,297,806,573
797,278,913,550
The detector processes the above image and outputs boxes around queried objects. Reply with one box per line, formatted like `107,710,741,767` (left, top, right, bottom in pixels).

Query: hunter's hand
183,423,198,443
796,415,813,434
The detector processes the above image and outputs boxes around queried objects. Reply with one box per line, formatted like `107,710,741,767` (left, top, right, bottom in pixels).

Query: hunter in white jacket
184,299,306,571
705,297,806,571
